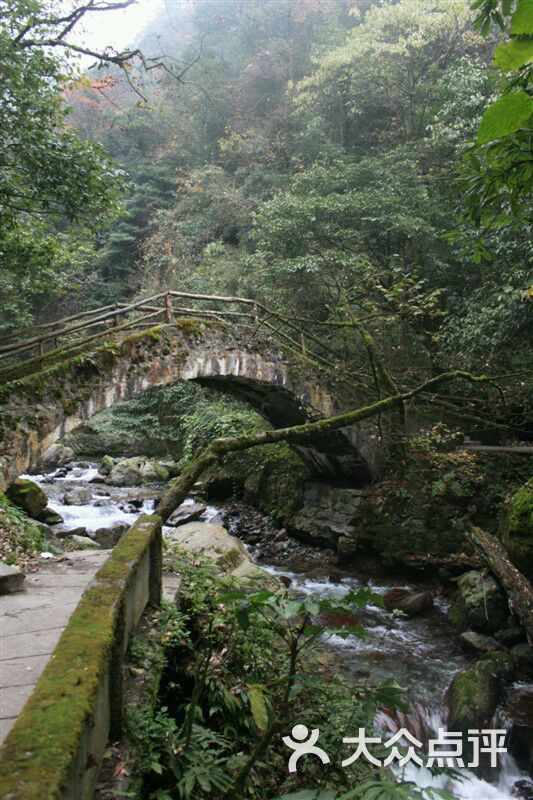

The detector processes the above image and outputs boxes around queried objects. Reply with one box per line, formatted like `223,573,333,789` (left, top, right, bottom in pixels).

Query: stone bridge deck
0,319,383,493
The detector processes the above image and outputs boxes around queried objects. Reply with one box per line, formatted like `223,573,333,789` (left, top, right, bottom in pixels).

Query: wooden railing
0,290,349,384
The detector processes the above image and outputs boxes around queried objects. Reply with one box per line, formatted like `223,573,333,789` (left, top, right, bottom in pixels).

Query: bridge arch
0,321,378,491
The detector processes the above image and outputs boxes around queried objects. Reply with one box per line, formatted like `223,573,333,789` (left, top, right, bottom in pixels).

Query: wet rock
0,563,25,594
93,523,129,548
168,502,206,527
512,780,533,798
230,560,282,593
6,478,47,519
62,487,92,506
383,588,433,616
39,443,75,469
383,587,410,611
449,570,508,634
55,525,88,539
495,627,527,648
448,651,514,734
141,461,169,483
459,631,505,654
506,689,533,775
108,458,143,487
90,475,109,485
511,643,533,681
98,455,115,476
69,535,101,548
401,591,434,617
35,507,63,525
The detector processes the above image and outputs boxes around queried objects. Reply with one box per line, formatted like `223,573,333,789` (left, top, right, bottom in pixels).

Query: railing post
38,340,44,357
253,302,259,324
165,291,173,323
300,333,306,355
113,303,120,327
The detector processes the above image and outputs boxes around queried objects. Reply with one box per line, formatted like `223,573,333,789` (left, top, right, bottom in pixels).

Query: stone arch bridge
0,295,384,492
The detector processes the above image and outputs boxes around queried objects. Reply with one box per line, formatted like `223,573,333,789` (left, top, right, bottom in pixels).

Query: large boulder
141,461,169,483
166,521,282,592
167,522,249,571
108,458,144,487
448,651,514,734
498,479,533,578
38,443,74,469
6,478,47,519
449,570,508,634
62,487,92,506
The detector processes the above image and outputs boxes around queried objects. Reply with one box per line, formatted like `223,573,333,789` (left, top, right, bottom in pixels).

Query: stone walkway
0,549,111,743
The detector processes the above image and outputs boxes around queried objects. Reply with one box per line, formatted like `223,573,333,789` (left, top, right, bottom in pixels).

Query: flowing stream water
26,462,531,800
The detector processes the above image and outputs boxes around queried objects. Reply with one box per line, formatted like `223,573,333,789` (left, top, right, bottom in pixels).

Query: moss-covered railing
0,289,347,385
0,514,162,800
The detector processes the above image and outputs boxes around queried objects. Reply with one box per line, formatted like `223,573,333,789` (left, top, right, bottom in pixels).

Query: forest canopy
0,0,531,378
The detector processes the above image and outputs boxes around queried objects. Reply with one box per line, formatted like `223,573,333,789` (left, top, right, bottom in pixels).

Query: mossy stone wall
0,513,162,800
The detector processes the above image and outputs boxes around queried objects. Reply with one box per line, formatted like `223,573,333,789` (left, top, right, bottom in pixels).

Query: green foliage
458,0,533,243
477,90,532,141
0,0,126,327
126,549,412,800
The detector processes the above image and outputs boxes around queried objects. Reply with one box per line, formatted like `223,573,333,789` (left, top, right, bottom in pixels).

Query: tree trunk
468,526,533,643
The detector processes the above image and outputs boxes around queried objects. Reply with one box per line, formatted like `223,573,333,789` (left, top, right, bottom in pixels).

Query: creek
27,461,531,800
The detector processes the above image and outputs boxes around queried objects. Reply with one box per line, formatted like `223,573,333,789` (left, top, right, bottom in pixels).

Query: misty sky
75,0,168,54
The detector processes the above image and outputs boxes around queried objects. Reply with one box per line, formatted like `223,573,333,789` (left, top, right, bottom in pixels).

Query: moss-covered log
468,526,533,643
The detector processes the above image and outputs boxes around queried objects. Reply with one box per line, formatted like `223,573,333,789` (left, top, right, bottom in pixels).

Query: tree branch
155,370,494,522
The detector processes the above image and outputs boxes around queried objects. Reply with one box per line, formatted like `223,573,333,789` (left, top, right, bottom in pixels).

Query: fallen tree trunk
155,369,494,523
468,526,533,643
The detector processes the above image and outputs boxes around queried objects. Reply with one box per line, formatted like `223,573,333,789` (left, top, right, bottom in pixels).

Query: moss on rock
498,479,533,578
449,570,509,635
449,651,514,733
6,478,47,519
